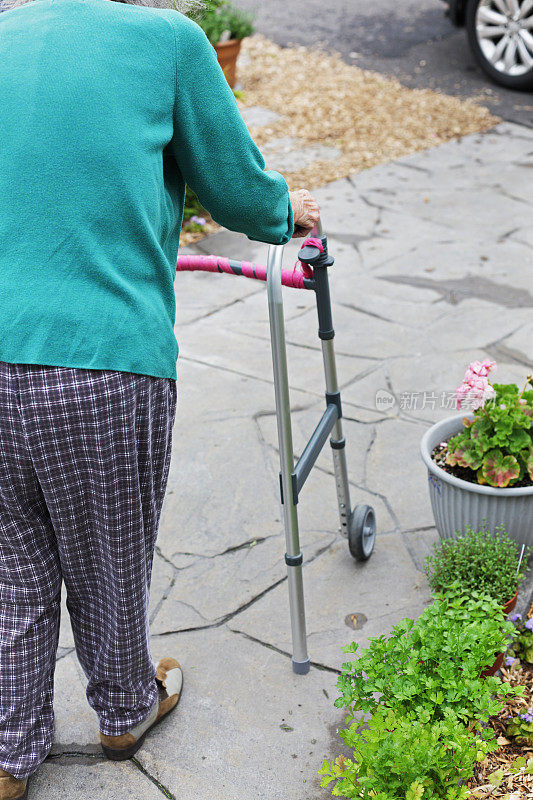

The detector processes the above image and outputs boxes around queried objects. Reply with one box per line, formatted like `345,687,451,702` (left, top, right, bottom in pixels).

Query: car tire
466,0,533,90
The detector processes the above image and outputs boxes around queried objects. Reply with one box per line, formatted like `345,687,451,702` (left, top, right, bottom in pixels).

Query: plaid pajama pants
0,361,177,779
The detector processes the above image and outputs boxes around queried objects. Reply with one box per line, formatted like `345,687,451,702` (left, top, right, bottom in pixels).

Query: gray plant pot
420,414,533,549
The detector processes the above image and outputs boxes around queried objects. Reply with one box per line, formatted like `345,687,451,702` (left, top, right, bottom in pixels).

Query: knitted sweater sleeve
169,15,294,245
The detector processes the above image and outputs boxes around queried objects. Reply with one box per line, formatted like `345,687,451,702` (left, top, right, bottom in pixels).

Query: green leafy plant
447,361,533,488
335,588,521,731
319,707,495,800
321,587,526,799
196,0,255,45
424,525,529,606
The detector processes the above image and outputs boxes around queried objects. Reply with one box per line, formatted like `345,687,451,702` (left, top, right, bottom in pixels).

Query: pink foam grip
296,237,324,279
176,255,311,290
302,237,324,252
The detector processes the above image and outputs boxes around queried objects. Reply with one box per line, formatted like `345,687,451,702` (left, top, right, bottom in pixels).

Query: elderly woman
0,0,320,796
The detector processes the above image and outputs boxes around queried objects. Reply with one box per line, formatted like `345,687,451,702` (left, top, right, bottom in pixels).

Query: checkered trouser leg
0,361,177,779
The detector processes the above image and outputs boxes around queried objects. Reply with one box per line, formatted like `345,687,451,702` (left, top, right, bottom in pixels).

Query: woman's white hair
1,0,204,12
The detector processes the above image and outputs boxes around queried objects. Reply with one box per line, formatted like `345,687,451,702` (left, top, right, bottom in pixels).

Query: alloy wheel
475,0,533,77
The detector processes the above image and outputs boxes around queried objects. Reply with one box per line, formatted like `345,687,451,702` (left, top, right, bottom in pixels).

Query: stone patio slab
240,105,281,128
227,533,431,670
176,308,365,400
32,761,165,800
150,529,335,634
175,266,264,327
261,136,342,172
364,417,435,531
53,653,96,751
142,625,353,800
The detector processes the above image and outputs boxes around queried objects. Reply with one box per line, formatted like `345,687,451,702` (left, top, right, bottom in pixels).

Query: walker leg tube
314,264,353,538
267,245,310,675
323,339,352,538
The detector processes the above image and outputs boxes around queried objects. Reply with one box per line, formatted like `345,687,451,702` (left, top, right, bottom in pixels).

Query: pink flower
464,368,480,384
456,383,471,410
465,359,497,380
456,376,496,411
456,360,497,410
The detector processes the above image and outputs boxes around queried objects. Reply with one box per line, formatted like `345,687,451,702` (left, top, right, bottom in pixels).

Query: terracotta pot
503,586,519,615
481,651,505,678
214,38,242,89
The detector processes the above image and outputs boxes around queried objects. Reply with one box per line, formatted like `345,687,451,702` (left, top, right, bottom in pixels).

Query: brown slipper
100,657,183,761
0,770,28,800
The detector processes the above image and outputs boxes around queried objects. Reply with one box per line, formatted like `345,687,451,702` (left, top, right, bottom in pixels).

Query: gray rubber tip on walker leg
292,657,311,675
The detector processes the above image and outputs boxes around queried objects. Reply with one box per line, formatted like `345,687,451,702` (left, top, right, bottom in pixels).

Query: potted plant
196,0,255,88
424,525,529,613
420,359,533,549
425,527,529,677
333,587,519,728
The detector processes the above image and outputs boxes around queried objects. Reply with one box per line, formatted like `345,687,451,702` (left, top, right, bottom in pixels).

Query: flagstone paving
44,121,533,800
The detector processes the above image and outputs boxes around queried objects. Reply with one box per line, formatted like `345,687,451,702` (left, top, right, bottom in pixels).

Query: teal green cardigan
0,0,294,380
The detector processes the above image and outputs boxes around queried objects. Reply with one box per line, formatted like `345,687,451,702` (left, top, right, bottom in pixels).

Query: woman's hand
289,189,320,239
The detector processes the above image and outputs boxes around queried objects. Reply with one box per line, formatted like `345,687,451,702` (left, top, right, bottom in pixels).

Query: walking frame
176,221,376,675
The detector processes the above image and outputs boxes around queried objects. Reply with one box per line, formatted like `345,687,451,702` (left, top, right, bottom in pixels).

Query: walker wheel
348,504,376,562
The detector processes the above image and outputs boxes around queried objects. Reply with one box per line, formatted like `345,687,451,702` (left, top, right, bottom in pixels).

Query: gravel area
180,34,499,246
237,36,499,190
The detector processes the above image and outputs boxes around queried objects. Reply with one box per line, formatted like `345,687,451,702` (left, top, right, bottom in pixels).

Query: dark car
445,0,533,90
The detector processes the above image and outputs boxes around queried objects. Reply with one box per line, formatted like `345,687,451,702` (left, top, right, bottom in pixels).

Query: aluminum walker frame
176,222,376,675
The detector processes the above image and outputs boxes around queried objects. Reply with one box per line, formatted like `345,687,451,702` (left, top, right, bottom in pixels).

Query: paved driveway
234,0,533,127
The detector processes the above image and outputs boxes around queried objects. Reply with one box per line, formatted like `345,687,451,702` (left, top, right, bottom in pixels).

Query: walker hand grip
298,244,323,266
298,236,333,270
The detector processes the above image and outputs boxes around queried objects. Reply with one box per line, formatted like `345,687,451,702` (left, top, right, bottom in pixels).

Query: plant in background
334,588,521,731
196,0,255,45
505,708,533,746
183,187,209,232
424,525,529,606
319,707,495,800
446,360,533,488
504,615,533,745
507,613,533,664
